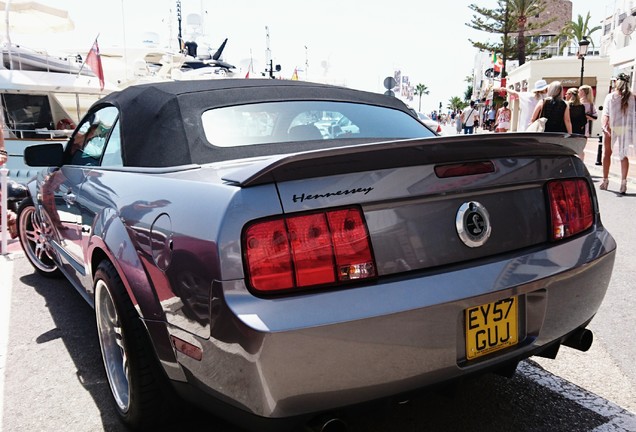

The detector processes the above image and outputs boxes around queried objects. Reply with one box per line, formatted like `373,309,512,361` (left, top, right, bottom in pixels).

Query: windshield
201,100,435,147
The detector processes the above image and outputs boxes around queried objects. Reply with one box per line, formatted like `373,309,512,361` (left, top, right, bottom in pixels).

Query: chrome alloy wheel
95,279,130,413
18,203,58,273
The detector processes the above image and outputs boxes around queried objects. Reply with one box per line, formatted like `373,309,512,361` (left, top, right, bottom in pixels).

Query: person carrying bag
526,102,547,132
460,101,478,134
529,81,572,134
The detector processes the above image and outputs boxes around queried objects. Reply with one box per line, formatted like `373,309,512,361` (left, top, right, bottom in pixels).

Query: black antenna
177,0,183,52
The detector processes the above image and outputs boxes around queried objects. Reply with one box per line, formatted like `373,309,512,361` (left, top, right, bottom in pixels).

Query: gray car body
22,79,615,427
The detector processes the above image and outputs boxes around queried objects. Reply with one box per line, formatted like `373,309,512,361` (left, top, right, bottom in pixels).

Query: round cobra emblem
456,201,491,248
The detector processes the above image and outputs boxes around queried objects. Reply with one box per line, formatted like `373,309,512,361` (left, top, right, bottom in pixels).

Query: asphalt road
1,164,635,432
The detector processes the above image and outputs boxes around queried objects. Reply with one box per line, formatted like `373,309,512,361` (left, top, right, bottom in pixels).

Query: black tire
94,261,170,429
17,197,62,278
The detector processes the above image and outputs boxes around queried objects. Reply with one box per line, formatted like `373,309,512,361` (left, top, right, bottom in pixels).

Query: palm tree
415,83,429,112
560,12,602,54
448,96,465,112
508,0,544,66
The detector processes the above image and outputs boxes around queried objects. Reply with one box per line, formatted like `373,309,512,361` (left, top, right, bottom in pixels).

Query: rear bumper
173,228,616,419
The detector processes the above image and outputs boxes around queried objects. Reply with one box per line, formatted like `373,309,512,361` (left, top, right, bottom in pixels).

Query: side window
101,121,123,167
66,106,119,166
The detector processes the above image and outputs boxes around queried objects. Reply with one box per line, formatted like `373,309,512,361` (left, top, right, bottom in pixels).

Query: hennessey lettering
292,187,374,203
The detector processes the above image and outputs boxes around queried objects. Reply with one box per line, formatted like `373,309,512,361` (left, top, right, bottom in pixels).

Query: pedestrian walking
495,101,511,133
455,109,462,134
566,88,587,135
460,101,478,134
531,81,572,134
496,79,549,131
579,84,597,137
601,73,636,194
487,106,496,131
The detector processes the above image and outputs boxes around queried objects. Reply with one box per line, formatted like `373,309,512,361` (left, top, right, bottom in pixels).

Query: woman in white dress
601,73,636,194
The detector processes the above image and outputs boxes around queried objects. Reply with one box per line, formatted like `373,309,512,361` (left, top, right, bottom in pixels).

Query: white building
600,0,636,88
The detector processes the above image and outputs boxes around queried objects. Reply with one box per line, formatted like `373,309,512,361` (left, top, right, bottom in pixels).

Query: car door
49,106,118,287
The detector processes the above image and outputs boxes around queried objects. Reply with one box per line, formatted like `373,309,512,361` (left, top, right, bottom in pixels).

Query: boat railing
6,127,72,140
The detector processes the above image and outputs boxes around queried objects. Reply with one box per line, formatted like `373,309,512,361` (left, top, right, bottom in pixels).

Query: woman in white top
496,79,548,131
460,101,478,134
601,73,636,194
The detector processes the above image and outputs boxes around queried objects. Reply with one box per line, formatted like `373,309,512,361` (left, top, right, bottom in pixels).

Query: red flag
493,54,503,73
86,38,104,90
245,70,250,79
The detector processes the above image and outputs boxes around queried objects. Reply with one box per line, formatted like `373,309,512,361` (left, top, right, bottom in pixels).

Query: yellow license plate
465,297,518,360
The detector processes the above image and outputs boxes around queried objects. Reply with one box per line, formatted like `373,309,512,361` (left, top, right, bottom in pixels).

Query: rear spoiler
222,133,587,187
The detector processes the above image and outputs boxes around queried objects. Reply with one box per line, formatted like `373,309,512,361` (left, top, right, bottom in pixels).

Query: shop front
504,56,611,136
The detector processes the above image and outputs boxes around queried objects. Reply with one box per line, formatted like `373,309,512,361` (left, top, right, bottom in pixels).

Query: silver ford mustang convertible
17,79,616,431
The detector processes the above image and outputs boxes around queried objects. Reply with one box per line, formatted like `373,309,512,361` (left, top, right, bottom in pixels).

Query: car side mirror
24,143,64,167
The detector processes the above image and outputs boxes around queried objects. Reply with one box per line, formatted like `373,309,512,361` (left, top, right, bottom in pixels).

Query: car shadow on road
7,269,242,432
338,365,618,432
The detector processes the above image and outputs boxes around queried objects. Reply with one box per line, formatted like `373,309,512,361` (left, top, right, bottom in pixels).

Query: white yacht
0,51,116,184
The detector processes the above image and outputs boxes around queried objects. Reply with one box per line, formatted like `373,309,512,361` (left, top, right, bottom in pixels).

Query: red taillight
288,213,336,286
243,219,294,291
547,179,594,240
243,207,376,293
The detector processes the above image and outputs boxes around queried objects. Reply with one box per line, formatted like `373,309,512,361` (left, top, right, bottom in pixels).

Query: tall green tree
464,86,474,101
415,83,430,112
466,0,555,75
560,12,602,52
467,1,514,77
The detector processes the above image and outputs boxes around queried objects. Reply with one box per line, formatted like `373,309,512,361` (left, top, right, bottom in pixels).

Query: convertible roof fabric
96,79,412,167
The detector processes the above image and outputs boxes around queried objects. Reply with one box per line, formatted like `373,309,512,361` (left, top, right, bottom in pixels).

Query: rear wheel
94,261,168,429
17,198,62,277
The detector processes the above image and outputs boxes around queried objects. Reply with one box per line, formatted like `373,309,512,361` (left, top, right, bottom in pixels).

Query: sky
5,0,611,113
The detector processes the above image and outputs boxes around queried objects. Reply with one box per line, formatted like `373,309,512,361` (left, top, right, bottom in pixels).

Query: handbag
526,101,547,132
526,117,547,132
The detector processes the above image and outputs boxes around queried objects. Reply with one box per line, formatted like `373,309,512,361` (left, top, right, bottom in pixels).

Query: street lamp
578,38,591,86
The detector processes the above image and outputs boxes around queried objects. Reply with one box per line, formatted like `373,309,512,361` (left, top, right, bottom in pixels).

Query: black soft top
96,79,413,167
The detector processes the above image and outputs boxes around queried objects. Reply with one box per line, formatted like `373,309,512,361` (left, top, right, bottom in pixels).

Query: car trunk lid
229,133,588,277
